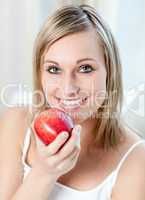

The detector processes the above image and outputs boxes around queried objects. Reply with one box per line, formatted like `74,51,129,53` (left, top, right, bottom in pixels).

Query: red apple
33,107,74,145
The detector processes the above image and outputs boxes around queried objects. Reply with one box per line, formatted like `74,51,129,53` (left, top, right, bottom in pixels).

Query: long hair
32,4,125,151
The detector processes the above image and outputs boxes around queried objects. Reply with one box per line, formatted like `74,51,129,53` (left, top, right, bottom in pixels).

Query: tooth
57,97,86,109
61,99,82,105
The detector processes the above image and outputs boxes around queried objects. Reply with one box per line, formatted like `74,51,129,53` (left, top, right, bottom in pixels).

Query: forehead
43,29,104,62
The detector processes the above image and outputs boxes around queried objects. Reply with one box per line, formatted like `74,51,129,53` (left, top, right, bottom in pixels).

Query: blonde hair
32,4,125,151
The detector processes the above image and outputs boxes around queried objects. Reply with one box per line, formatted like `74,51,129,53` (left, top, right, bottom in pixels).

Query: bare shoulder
111,126,145,199
0,107,34,199
0,106,32,149
0,106,31,122
0,106,31,118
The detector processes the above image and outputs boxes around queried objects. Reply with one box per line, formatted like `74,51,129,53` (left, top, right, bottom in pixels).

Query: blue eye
46,66,61,74
46,64,95,74
79,65,94,73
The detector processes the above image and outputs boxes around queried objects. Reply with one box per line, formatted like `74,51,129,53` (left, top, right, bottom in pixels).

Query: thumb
72,124,82,148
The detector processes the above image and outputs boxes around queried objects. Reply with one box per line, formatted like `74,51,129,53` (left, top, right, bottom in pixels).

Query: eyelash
46,65,95,74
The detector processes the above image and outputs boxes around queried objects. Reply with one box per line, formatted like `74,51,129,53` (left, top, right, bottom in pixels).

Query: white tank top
22,129,145,200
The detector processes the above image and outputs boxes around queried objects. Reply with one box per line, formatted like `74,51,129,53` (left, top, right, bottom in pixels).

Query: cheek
41,73,60,93
95,77,106,92
90,71,106,93
91,72,107,107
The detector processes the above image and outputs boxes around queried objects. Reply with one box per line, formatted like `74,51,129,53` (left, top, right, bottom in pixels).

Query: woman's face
40,29,107,123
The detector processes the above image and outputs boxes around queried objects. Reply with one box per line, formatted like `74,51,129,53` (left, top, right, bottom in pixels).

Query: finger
34,130,69,157
71,124,81,148
57,125,81,160
57,147,80,171
31,119,70,156
44,131,69,156
44,145,79,171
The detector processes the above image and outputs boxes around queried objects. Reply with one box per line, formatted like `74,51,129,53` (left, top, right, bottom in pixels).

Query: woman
0,4,145,200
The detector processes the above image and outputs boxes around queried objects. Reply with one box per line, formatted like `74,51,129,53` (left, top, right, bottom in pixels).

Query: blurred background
0,0,145,137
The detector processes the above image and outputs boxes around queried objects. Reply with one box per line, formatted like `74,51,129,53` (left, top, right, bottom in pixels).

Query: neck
78,117,98,157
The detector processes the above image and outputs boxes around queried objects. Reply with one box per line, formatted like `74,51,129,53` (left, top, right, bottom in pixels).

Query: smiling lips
56,97,88,110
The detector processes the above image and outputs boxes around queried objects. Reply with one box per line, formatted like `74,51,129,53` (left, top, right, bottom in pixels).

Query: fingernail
61,132,68,138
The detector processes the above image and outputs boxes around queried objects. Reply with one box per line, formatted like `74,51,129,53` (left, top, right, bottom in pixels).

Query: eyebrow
43,58,98,65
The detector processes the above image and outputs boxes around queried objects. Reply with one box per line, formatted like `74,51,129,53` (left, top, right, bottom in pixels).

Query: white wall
0,0,40,111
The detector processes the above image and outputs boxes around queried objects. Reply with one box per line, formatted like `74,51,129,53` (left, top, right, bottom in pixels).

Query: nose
60,75,80,99
63,84,80,98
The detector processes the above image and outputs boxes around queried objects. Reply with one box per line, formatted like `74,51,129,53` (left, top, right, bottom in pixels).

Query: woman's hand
31,119,81,180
